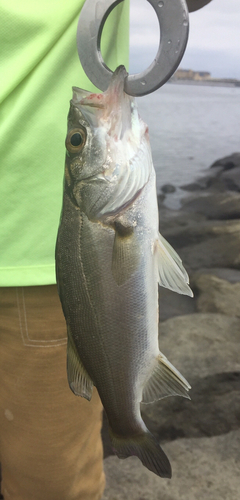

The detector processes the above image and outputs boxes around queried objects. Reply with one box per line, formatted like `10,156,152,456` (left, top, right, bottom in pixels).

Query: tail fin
109,429,171,478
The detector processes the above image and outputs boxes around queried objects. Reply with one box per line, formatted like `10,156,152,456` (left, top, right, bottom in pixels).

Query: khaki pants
0,286,105,500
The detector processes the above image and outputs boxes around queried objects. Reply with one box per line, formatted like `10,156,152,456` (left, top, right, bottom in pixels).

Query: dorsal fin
155,233,193,297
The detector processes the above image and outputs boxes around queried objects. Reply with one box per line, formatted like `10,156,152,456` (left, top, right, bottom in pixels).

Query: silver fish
56,66,192,478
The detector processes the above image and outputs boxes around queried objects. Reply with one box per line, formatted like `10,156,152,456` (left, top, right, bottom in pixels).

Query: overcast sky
129,0,240,79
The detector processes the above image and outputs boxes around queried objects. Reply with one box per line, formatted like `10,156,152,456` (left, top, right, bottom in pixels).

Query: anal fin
142,353,191,403
67,327,93,401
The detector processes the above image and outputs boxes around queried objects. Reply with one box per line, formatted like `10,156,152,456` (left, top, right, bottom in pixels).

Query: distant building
195,71,211,80
170,68,240,87
173,69,211,81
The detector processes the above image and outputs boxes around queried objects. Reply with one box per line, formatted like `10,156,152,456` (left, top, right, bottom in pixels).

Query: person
0,1,129,499
0,0,213,497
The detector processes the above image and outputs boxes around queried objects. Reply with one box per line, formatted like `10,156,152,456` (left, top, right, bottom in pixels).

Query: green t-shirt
0,0,129,286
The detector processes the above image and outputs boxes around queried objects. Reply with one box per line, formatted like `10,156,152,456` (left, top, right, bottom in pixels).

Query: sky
129,0,240,79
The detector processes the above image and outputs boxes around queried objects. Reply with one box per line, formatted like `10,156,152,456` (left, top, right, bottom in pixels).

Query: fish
56,66,192,479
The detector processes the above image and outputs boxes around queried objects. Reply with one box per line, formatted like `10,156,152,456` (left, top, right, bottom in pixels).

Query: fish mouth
72,66,134,140
72,66,128,106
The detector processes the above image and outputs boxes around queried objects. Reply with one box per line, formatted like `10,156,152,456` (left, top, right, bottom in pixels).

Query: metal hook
77,0,189,97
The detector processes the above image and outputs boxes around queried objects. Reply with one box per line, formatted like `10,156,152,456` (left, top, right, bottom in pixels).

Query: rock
160,219,240,272
180,181,205,192
160,269,240,321
159,287,196,322
191,267,240,284
210,152,240,170
102,314,240,458
180,167,223,192
161,183,176,194
142,372,240,441
141,313,240,442
181,155,240,194
161,218,240,249
102,431,240,500
102,312,240,499
221,166,240,191
159,207,206,234
203,175,232,193
181,192,240,220
159,314,240,380
193,274,240,317
179,232,240,271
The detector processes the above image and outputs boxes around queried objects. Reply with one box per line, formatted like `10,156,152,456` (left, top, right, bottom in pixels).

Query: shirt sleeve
0,0,129,286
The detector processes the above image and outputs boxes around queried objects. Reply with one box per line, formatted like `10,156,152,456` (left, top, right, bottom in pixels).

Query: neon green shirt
0,0,129,286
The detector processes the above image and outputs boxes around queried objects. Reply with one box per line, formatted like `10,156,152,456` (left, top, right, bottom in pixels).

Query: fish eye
71,133,82,146
66,127,86,154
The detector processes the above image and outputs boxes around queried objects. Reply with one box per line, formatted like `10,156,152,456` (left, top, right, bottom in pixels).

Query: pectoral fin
67,327,93,401
112,222,141,286
142,353,191,403
156,233,193,297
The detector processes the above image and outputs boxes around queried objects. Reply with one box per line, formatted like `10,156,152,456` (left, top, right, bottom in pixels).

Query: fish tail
109,429,171,478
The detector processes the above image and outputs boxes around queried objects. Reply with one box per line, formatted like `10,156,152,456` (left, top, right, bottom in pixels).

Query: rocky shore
102,153,240,499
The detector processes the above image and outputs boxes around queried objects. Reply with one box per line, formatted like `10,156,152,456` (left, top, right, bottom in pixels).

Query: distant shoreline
169,80,240,88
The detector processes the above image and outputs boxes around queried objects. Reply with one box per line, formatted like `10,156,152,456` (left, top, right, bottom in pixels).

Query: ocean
137,83,240,208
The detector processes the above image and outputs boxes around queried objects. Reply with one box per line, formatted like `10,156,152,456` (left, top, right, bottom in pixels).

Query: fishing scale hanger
77,0,189,97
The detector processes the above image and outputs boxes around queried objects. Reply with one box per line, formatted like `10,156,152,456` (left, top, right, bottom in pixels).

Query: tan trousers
0,286,105,500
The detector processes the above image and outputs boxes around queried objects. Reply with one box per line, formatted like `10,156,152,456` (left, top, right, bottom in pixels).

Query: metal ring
77,0,189,97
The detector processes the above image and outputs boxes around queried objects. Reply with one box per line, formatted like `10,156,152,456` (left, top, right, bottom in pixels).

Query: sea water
137,83,240,208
